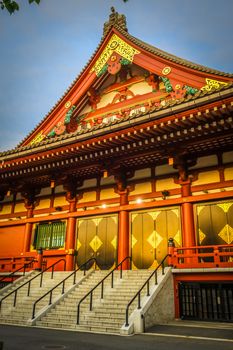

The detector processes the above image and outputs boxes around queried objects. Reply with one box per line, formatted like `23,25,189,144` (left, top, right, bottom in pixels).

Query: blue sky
0,0,233,151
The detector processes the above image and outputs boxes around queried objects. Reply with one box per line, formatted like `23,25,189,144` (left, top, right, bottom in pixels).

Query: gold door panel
76,215,118,270
196,201,233,245
131,208,181,269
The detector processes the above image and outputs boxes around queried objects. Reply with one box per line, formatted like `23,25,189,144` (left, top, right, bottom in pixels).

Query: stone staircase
0,270,82,325
36,270,152,334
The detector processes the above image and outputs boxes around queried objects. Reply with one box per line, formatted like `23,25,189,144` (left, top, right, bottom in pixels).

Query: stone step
36,317,121,333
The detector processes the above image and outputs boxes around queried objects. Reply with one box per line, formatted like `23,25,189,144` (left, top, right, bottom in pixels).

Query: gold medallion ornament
91,34,140,76
162,66,171,75
201,78,228,92
65,101,72,109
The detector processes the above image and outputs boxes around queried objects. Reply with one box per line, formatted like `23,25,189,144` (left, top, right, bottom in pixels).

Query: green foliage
1,0,40,14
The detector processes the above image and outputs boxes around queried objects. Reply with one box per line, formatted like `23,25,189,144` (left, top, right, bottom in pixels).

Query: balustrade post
168,238,175,266
35,247,43,271
214,246,220,266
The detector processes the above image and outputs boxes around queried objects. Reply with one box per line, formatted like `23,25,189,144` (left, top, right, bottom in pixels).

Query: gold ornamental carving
91,34,140,76
30,131,46,146
217,202,233,213
201,78,228,92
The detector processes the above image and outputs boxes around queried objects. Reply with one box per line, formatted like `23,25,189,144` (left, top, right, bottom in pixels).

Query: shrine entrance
179,282,233,322
131,207,181,269
76,215,118,270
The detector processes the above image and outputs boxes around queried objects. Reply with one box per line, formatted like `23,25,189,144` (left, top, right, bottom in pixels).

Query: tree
1,0,128,15
0,0,40,14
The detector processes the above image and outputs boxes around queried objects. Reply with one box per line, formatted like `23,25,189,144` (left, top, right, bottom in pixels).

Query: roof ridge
115,25,233,78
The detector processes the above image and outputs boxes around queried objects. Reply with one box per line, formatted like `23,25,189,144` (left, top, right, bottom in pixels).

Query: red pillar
118,190,130,269
23,222,33,253
181,202,196,247
65,199,76,271
65,217,76,271
23,207,34,254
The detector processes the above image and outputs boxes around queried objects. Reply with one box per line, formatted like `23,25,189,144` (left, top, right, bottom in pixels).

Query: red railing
169,244,233,268
0,256,36,273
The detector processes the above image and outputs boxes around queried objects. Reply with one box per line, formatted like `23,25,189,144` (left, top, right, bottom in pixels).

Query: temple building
0,8,232,324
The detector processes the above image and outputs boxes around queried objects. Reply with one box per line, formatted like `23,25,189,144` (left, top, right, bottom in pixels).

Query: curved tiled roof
1,81,232,159
16,22,233,149
114,25,233,78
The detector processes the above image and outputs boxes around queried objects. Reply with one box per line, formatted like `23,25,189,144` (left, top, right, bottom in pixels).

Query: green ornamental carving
64,105,76,125
47,129,56,138
160,77,173,93
97,63,108,77
184,85,198,95
120,58,131,66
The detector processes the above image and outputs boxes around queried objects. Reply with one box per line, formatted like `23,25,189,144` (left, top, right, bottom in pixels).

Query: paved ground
0,324,232,350
147,321,233,340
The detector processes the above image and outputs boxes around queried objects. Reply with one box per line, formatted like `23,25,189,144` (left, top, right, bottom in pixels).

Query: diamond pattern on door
89,235,103,252
198,229,206,244
131,235,137,248
147,230,163,249
76,239,81,251
218,224,233,244
111,236,117,249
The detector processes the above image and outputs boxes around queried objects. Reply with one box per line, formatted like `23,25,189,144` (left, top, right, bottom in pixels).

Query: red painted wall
0,225,25,257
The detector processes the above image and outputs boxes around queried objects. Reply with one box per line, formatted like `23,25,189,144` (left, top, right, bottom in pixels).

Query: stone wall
144,269,175,329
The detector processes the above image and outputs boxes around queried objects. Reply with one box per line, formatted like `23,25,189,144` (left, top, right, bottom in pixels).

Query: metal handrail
32,257,97,319
77,256,132,324
125,254,169,326
0,258,66,312
0,259,35,285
